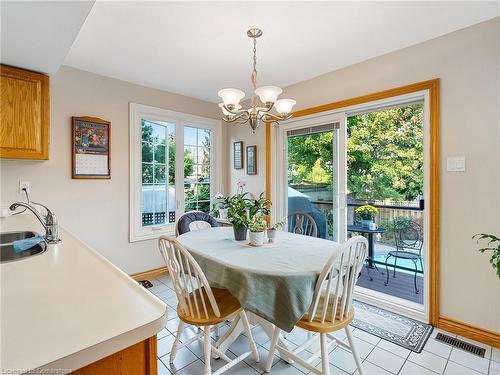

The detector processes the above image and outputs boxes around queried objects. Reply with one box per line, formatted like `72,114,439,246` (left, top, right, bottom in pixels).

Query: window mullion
176,121,185,219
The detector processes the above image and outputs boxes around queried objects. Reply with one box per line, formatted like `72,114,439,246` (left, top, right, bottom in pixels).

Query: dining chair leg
170,320,185,363
203,326,212,375
345,327,363,375
265,326,281,373
320,333,330,375
240,311,260,362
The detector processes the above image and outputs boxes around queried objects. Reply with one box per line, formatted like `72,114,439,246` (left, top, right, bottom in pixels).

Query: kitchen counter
0,214,168,372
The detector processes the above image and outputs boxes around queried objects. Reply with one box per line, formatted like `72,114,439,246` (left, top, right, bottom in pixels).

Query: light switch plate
447,156,466,172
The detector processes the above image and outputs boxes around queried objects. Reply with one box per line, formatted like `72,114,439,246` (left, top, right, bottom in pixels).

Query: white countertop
0,214,168,372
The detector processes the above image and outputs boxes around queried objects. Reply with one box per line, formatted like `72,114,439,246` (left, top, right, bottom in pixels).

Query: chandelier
218,28,296,132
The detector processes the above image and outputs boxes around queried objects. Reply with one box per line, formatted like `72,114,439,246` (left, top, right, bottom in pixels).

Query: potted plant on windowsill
355,205,379,228
248,215,267,246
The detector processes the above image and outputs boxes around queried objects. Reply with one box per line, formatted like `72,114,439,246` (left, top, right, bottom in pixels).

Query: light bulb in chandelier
275,99,296,115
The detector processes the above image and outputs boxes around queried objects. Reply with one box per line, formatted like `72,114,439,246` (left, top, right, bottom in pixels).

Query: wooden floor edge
437,316,500,348
130,266,167,281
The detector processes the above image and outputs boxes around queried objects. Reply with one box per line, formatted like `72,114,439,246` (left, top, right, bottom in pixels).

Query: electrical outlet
19,181,31,194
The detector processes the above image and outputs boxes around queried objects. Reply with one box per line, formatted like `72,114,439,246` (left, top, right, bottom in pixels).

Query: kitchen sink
0,231,47,263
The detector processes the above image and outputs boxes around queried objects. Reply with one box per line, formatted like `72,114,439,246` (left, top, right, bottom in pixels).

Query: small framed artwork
246,145,257,175
72,116,111,179
233,141,244,169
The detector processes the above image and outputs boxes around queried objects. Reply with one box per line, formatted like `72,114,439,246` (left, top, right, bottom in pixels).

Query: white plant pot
249,231,265,246
267,229,277,243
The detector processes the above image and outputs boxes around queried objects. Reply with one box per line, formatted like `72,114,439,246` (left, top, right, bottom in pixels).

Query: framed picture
72,116,111,179
233,141,244,169
246,145,257,175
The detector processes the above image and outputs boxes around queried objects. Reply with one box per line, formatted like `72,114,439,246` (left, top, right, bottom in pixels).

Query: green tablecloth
177,227,340,332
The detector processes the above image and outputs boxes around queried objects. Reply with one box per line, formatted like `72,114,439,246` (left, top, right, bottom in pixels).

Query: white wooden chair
158,236,259,375
286,211,318,237
265,236,368,375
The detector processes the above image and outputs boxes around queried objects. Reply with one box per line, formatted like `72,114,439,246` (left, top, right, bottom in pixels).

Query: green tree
286,104,423,201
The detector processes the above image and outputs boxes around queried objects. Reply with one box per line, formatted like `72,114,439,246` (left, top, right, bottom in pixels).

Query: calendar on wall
72,116,111,179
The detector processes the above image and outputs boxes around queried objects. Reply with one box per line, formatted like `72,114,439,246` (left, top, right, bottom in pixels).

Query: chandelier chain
251,35,258,90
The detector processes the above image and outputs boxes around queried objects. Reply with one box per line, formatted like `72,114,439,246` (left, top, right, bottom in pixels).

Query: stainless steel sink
0,231,47,263
0,231,37,244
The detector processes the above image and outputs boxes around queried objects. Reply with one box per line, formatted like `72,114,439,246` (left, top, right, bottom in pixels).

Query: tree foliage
287,104,423,201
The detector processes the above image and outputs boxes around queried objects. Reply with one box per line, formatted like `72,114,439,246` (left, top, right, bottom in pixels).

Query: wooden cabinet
72,336,157,375
0,64,49,159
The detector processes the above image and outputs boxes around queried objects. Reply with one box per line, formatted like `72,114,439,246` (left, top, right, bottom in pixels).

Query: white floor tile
352,328,381,345
489,360,500,375
162,347,198,373
431,328,456,340
244,344,279,373
366,347,405,374
156,288,178,300
400,360,439,375
329,347,361,374
449,348,490,374
444,361,483,375
158,327,171,340
408,350,447,374
158,358,172,375
377,339,411,359
492,348,500,363
423,338,452,359
158,334,176,357
270,360,309,375
355,360,394,375
342,335,376,359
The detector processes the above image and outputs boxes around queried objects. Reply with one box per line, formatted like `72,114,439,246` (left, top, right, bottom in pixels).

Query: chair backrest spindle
307,236,368,324
158,236,221,320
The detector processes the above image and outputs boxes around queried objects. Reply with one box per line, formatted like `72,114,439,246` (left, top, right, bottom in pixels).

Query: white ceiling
1,1,95,75
64,1,499,103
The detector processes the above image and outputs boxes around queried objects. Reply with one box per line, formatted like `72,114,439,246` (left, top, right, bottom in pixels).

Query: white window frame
129,103,221,242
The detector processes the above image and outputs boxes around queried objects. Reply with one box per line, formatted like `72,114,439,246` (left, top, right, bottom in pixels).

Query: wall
226,18,500,332
0,66,221,274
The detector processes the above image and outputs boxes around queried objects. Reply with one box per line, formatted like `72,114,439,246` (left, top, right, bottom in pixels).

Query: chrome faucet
9,202,60,244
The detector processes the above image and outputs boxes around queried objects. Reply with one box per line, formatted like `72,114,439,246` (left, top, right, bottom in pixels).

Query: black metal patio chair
384,219,423,294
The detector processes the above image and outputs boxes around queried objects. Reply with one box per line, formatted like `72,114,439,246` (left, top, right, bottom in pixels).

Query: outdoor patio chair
384,219,423,294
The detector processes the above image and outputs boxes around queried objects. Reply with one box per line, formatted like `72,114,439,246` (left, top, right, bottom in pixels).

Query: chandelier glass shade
217,28,296,132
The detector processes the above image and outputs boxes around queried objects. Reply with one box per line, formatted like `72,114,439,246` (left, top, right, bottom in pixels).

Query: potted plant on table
248,215,267,246
355,205,378,228
267,220,284,243
225,192,250,241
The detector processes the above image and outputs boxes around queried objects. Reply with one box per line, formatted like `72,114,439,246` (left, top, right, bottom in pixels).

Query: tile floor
149,275,499,375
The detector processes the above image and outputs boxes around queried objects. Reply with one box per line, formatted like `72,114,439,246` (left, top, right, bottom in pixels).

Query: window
130,103,220,242
184,126,212,213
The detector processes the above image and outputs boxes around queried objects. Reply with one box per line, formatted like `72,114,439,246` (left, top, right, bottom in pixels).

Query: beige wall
0,66,221,274
226,18,500,331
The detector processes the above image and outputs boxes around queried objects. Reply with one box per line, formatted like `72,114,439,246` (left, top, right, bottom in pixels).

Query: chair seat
388,250,421,259
296,294,355,333
177,287,242,326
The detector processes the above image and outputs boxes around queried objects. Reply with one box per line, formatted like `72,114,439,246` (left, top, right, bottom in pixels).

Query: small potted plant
473,233,500,280
267,220,284,243
212,192,228,219
225,193,250,241
248,215,267,246
355,205,379,228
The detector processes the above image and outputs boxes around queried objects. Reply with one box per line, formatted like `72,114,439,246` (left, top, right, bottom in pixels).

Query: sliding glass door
279,115,347,243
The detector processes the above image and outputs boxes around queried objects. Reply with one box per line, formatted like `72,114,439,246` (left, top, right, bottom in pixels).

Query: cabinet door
0,64,49,159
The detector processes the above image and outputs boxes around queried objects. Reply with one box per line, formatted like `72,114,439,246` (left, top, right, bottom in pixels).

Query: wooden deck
356,264,424,304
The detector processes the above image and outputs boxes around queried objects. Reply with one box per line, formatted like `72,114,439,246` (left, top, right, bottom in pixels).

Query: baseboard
130,266,167,281
437,316,500,348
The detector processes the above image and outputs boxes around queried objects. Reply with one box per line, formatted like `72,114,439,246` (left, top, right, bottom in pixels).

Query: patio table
347,224,386,268
176,226,338,332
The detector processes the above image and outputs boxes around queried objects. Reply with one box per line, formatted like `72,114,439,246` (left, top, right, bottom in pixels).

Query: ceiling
21,2,500,103
1,1,94,75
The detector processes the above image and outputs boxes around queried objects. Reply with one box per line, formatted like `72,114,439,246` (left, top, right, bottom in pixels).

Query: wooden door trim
265,79,440,325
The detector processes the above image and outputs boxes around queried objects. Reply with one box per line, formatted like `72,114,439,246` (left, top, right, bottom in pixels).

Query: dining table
176,226,340,359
